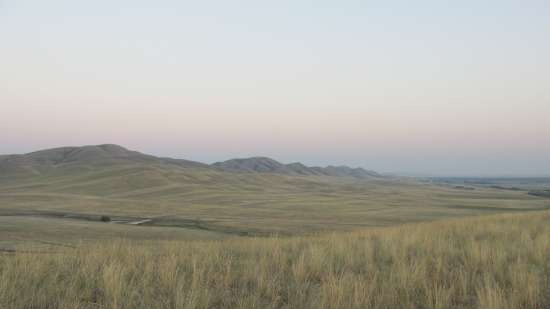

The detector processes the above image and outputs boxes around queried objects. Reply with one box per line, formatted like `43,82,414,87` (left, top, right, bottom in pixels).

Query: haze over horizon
2,1,549,177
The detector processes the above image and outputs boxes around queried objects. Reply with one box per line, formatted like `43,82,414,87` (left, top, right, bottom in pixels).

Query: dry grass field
2,160,549,249
2,146,550,308
1,211,549,309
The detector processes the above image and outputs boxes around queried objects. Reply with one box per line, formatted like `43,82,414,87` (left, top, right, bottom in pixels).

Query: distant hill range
0,144,206,176
213,157,380,178
0,144,380,180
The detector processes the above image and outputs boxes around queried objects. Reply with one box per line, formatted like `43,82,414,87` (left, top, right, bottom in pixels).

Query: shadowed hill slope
212,157,291,173
213,157,380,179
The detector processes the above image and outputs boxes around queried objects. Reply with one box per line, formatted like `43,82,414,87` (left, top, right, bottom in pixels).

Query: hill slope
0,144,207,179
213,157,380,178
1,144,378,180
3,211,549,309
0,144,548,245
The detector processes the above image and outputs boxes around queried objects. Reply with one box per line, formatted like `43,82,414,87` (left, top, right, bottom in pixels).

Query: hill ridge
213,157,380,179
0,144,380,179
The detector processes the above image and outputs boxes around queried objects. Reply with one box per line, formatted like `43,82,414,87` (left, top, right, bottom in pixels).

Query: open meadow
1,148,549,249
1,146,549,309
1,211,549,309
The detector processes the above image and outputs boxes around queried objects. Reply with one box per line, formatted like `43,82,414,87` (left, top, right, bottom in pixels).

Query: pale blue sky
1,1,549,176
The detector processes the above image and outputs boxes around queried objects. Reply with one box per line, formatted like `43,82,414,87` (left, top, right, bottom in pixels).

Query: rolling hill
0,144,549,247
0,144,380,180
3,211,550,308
0,144,206,179
213,157,380,178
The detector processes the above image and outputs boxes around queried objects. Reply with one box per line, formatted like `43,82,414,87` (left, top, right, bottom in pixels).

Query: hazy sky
1,0,549,176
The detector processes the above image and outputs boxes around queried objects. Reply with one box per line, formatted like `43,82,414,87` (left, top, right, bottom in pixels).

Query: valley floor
2,167,549,249
1,211,549,309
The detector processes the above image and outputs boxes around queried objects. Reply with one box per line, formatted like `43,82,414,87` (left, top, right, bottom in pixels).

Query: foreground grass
1,212,549,309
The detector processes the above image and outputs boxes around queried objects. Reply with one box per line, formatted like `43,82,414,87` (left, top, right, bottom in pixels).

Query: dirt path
127,219,153,225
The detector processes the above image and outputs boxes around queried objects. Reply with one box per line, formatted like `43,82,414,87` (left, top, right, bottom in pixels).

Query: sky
1,0,549,176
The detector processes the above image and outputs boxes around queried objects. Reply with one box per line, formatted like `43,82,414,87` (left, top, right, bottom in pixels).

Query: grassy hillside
1,145,549,248
2,162,549,246
2,145,549,308
2,211,549,309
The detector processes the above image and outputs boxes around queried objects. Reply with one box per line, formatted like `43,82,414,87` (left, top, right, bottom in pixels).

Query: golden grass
3,164,549,243
1,211,549,309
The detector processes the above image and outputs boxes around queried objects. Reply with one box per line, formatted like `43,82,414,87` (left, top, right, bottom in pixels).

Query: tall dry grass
1,211,549,308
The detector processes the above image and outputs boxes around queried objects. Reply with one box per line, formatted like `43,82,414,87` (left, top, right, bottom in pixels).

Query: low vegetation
2,211,549,309
2,145,549,248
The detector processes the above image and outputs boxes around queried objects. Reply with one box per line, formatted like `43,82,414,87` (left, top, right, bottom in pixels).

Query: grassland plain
2,145,550,308
1,211,549,309
1,156,549,248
